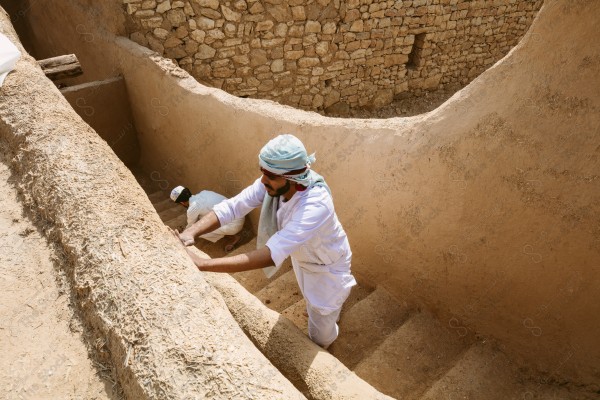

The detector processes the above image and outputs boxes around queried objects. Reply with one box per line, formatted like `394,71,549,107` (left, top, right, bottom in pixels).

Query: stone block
175,25,189,38
142,0,158,10
126,3,139,15
262,38,286,48
167,9,187,26
344,9,360,23
350,48,366,59
185,39,199,54
298,57,320,68
153,27,170,40
249,1,265,14
305,20,321,33
258,80,275,91
164,36,183,48
349,19,364,32
270,59,285,72
284,50,305,60
200,7,221,19
136,9,155,18
196,0,219,10
207,29,225,39
213,67,235,78
196,44,217,59
289,25,305,37
130,31,148,46
221,5,242,21
315,41,329,56
322,21,337,34
232,55,250,65
335,50,350,59
234,0,247,11
384,53,408,66
156,0,171,13
256,20,274,31
217,47,236,58
291,6,306,20
195,16,215,29
184,2,195,16
303,34,319,46
250,49,268,66
142,16,164,28
165,46,187,58
190,29,206,42
274,23,288,37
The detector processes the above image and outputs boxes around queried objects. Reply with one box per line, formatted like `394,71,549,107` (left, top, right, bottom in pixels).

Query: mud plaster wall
61,77,141,168
123,0,542,112
0,7,306,400
10,0,600,387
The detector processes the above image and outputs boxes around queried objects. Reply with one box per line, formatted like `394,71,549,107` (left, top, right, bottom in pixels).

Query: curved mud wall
121,1,600,386
123,0,541,111
0,8,305,399
9,0,600,388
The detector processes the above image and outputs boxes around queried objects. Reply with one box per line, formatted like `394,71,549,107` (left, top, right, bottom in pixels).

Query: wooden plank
37,54,82,80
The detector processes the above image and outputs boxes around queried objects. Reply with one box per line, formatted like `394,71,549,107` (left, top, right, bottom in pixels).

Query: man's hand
185,247,211,270
177,229,196,246
168,227,195,246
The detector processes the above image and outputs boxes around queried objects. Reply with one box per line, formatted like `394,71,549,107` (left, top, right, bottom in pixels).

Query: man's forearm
183,210,221,239
192,246,275,273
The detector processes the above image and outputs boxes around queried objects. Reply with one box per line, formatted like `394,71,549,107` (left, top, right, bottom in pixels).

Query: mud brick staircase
136,173,596,400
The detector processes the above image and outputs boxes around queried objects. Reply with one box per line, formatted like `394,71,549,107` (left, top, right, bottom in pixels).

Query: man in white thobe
174,134,356,348
170,186,245,252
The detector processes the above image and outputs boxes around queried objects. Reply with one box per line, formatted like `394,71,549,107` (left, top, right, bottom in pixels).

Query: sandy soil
322,86,457,119
0,149,118,400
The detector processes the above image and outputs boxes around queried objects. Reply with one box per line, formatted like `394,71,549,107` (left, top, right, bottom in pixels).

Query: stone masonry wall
123,0,542,112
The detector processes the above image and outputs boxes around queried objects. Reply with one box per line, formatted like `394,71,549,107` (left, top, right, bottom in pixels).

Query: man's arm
185,246,274,273
179,210,221,245
178,178,265,246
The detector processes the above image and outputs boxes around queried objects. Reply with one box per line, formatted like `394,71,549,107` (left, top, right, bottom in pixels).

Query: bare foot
223,234,241,252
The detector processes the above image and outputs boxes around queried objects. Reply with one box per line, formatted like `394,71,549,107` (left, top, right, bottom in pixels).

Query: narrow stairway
136,176,598,400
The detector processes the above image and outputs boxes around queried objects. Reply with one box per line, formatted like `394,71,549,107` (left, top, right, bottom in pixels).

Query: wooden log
37,54,82,80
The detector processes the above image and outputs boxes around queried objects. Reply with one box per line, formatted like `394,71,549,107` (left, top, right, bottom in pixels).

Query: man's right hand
177,229,196,246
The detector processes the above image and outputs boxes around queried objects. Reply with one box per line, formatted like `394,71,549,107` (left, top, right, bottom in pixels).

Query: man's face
260,170,291,197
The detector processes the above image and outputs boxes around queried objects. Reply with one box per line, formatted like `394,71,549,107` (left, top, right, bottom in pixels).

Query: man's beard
265,180,291,197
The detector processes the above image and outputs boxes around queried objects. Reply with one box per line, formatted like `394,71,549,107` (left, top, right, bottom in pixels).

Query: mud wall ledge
0,8,304,399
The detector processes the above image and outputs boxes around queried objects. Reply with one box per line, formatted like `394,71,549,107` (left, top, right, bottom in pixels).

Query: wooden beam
37,54,82,81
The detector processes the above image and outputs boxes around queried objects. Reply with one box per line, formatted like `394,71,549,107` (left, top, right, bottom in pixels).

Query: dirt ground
323,86,458,119
0,149,117,400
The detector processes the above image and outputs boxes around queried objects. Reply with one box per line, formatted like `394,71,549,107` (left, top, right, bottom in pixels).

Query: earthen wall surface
124,0,542,111
7,0,600,388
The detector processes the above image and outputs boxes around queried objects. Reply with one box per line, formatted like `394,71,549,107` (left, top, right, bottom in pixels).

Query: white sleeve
265,199,330,267
213,178,265,226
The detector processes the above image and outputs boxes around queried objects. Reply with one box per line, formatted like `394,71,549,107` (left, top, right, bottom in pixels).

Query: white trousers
198,217,244,243
292,259,355,348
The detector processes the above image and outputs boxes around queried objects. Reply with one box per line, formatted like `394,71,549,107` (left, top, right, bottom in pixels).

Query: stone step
153,197,174,212
158,204,185,222
164,213,187,230
280,282,374,336
148,189,168,204
419,342,593,400
255,269,303,312
328,286,410,369
353,312,470,400
339,283,374,318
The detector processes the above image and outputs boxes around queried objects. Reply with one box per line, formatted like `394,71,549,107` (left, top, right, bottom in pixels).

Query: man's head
170,186,192,207
258,134,315,198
